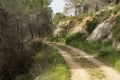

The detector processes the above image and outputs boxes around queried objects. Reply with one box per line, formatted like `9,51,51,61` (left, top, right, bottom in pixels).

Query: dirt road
49,43,120,80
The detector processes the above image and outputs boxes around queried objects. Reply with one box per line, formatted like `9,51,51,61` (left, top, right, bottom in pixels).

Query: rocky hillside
53,4,120,50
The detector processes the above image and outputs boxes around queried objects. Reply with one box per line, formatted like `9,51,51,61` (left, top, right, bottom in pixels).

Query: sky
50,0,65,14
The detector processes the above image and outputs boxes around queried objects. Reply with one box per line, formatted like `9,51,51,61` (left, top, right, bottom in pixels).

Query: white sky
50,0,65,14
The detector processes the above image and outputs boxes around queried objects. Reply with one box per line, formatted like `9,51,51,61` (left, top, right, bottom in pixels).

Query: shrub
53,12,66,25
48,34,66,43
65,32,86,44
113,15,120,41
113,4,120,14
0,46,34,80
103,40,113,46
29,41,43,52
86,18,99,34
98,46,115,58
96,10,112,22
23,44,70,80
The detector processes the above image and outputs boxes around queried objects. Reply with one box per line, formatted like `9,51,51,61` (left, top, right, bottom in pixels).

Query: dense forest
0,0,120,80
0,0,53,80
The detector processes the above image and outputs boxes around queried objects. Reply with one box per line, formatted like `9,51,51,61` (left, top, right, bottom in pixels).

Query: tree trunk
16,19,21,48
95,3,99,12
115,0,119,5
28,17,34,39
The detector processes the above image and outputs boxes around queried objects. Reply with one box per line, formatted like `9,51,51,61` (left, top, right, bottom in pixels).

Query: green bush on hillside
96,10,112,23
67,36,120,72
23,42,70,80
65,32,87,44
48,34,66,43
113,4,120,14
53,12,66,25
113,15,120,41
29,41,43,52
86,18,99,34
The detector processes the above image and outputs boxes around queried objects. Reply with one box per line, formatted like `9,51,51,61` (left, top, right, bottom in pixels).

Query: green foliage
86,18,99,34
115,60,120,71
113,4,120,14
65,32,86,44
102,0,112,4
98,46,118,66
66,35,120,72
53,12,65,25
23,43,70,80
29,40,43,52
96,10,112,23
64,0,91,15
64,13,94,21
48,35,66,43
113,15,120,41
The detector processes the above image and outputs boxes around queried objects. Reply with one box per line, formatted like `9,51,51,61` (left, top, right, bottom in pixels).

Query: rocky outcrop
113,39,120,51
87,13,118,41
54,17,90,36
54,20,71,36
87,22,115,41
116,43,120,51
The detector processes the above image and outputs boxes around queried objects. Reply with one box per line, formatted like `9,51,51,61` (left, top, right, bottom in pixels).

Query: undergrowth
23,41,70,80
113,15,120,41
86,18,99,34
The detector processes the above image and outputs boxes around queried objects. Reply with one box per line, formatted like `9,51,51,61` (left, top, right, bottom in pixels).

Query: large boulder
87,22,115,41
87,12,117,41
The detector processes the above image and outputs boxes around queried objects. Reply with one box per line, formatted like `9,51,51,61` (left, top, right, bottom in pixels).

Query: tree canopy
53,12,65,25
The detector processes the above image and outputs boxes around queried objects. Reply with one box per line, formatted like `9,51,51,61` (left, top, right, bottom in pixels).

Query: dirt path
49,43,120,80
49,43,90,80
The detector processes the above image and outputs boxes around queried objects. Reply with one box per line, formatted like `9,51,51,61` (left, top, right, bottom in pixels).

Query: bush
29,41,43,52
113,4,120,14
53,12,66,25
86,18,99,34
113,15,120,41
98,46,115,57
67,38,120,72
96,10,112,22
0,46,34,80
48,35,66,43
65,32,87,44
23,44,70,80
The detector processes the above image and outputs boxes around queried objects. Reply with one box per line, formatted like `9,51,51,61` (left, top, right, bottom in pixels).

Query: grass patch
23,41,70,80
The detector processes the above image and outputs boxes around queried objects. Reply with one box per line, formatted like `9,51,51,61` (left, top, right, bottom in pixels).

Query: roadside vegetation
23,41,70,80
49,3,120,73
65,32,120,72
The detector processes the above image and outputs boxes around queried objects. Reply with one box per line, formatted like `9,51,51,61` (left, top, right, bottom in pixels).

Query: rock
54,17,90,36
103,33,113,42
116,43,120,51
113,39,120,51
87,22,115,41
54,28,61,36
53,20,71,36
